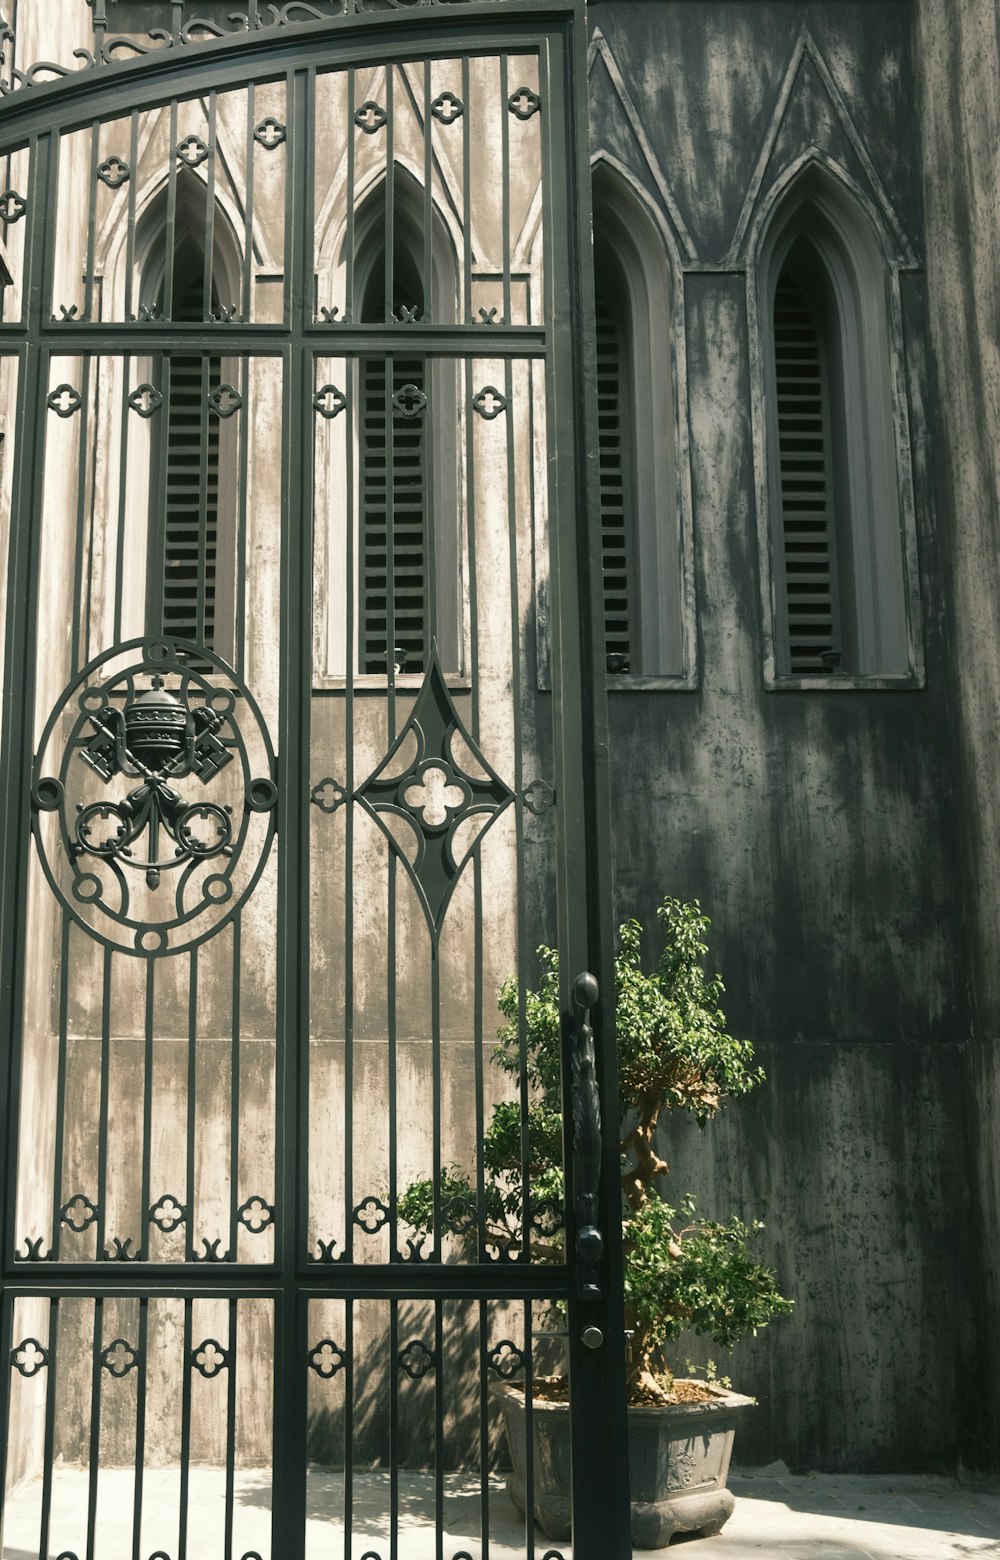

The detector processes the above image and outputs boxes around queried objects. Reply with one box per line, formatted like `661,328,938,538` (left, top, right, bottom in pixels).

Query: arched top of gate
0,0,577,142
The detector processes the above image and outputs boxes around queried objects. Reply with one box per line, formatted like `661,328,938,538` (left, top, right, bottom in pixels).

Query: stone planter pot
494,1380,755,1548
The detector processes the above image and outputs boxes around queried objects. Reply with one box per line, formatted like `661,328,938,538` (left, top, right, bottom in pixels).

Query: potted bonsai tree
399,896,792,1546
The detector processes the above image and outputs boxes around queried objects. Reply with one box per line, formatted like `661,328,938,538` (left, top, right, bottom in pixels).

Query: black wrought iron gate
0,7,629,1557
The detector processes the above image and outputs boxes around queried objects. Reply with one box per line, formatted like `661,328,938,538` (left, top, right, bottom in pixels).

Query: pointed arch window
137,171,242,658
590,164,691,683
759,169,918,683
315,169,463,683
359,240,428,675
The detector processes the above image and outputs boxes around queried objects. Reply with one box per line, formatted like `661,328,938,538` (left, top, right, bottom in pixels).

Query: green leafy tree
398,896,792,1402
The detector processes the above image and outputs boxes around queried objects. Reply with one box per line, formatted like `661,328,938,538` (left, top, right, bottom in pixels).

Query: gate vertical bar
272,58,313,1560
0,130,55,1285
543,15,632,1558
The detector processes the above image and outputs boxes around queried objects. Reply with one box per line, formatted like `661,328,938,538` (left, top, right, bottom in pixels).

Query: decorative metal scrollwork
0,187,26,222
354,99,387,134
31,638,277,956
97,155,130,189
571,972,604,1301
397,1339,436,1380
310,776,346,813
308,1237,346,1264
353,1196,389,1234
103,1236,138,1261
352,646,514,935
128,384,162,418
472,385,508,420
14,1235,52,1262
430,90,463,125
149,1194,187,1233
487,1339,526,1379
253,116,286,149
313,384,347,419
392,383,426,418
101,1338,139,1377
176,134,209,168
308,1339,346,1378
60,1193,99,1232
191,1339,229,1377
193,1237,232,1262
10,1338,48,1376
237,1196,275,1233
523,778,555,815
47,383,82,417
508,86,541,121
208,384,243,418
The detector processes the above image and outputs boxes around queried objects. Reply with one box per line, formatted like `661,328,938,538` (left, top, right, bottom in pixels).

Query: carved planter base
495,1380,755,1548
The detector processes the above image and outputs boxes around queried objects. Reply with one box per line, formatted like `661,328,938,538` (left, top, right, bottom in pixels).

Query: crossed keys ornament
73,677,234,889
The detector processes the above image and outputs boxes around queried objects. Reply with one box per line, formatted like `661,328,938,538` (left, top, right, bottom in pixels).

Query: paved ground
691,1469,1000,1559
3,1466,1000,1558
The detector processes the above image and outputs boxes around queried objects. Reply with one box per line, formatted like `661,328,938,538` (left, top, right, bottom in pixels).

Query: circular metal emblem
32,638,277,955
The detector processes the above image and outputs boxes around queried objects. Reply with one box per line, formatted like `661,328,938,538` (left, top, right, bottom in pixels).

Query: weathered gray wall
913,0,1000,1474
593,0,975,1469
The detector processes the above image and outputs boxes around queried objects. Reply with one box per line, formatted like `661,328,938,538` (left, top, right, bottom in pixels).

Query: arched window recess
316,168,463,683
588,160,692,685
129,172,243,662
754,162,920,685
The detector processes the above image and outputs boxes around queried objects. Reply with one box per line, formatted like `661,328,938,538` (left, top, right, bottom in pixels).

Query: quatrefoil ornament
191,1339,229,1377
308,1339,347,1378
101,1338,139,1377
398,1339,436,1380
10,1338,49,1377
176,134,210,169
97,155,130,190
355,100,387,135
430,90,463,125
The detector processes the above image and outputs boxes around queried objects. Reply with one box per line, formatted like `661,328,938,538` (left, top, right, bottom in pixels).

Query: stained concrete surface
3,1468,1000,1559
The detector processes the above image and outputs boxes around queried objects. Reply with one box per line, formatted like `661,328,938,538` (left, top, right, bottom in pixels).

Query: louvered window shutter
773,270,840,673
360,352,427,674
595,288,632,669
158,273,219,648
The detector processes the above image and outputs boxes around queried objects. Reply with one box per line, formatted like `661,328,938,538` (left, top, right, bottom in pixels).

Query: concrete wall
913,0,1000,1474
591,0,975,1469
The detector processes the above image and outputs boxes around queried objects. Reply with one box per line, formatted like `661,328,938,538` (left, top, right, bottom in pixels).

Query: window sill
764,672,925,692
312,674,471,695
606,673,698,692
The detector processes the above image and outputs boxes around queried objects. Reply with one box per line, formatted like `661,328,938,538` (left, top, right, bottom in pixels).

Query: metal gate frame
0,7,630,1555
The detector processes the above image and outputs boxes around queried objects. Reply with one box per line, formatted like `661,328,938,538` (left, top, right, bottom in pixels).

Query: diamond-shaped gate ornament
353,646,514,935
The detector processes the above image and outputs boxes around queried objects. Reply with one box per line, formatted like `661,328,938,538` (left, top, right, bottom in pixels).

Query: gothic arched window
137,171,242,657
591,164,689,681
758,168,915,681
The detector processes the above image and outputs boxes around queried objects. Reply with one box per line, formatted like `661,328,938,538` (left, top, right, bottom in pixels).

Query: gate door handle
571,971,603,1300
